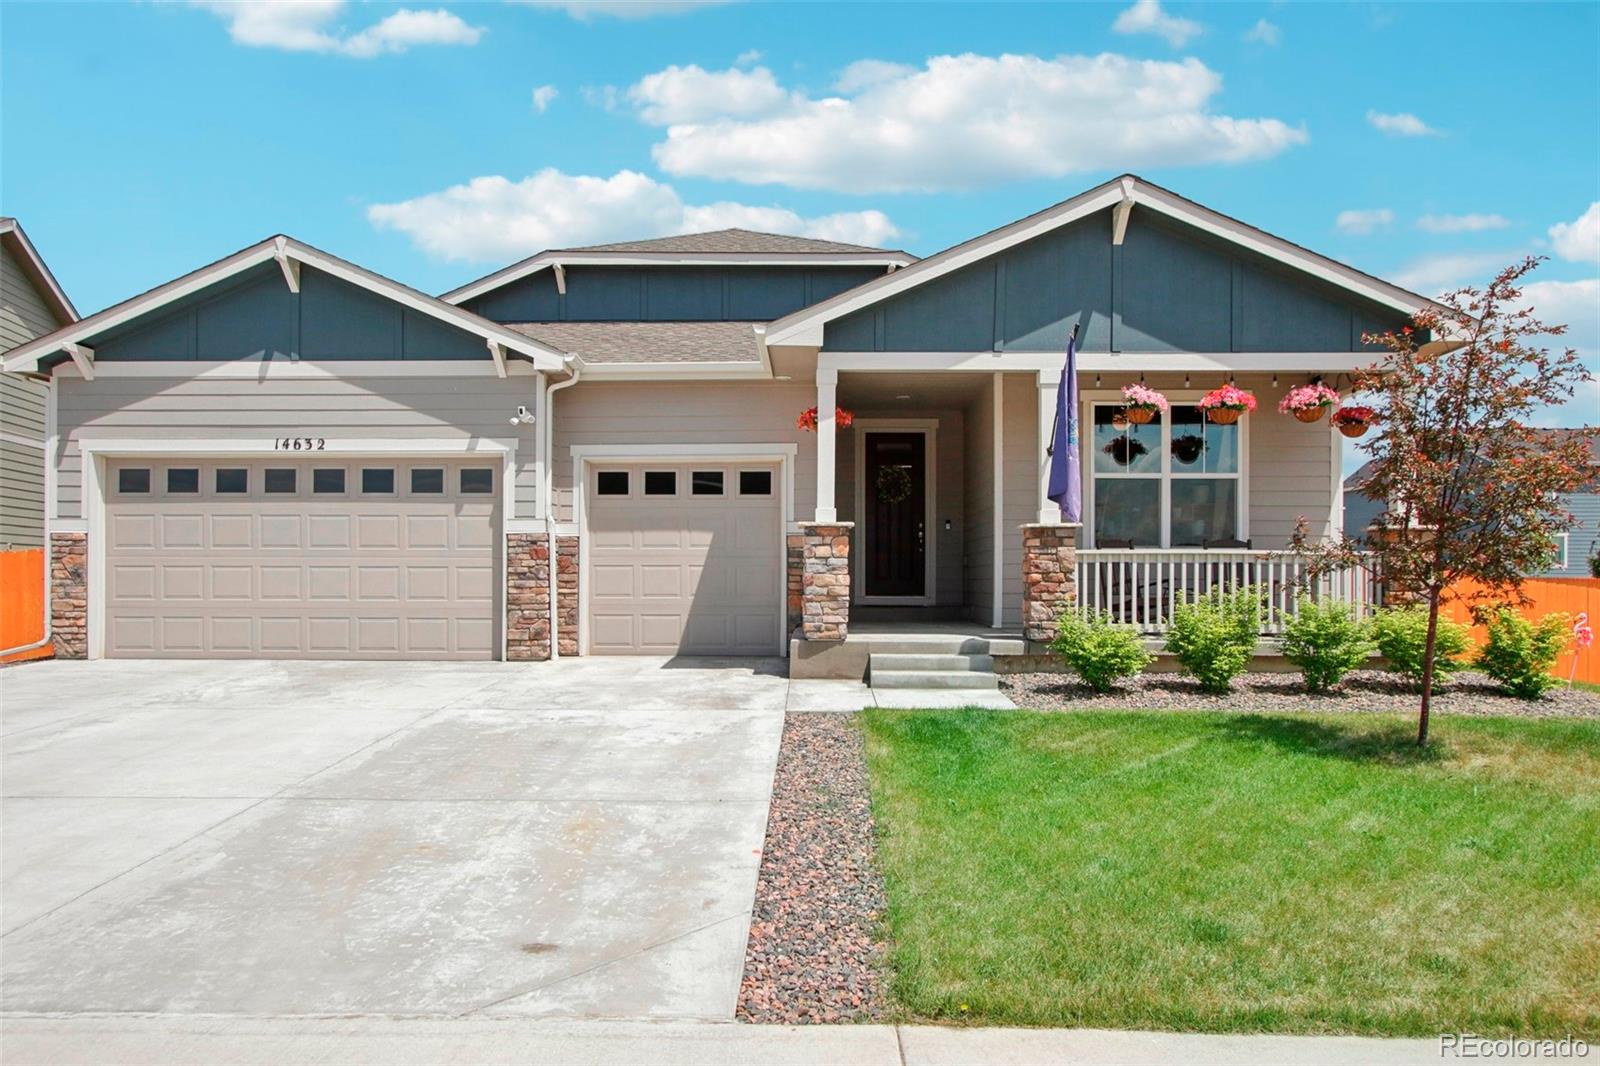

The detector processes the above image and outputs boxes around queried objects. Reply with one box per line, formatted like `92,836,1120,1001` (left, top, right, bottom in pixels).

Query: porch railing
1074,549,1382,636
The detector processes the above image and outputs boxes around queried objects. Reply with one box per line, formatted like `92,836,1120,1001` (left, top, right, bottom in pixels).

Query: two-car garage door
104,458,498,659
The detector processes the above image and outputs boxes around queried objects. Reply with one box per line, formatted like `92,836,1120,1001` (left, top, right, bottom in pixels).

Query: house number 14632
274,437,326,451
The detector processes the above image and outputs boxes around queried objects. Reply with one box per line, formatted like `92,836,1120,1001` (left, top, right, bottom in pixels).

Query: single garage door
586,463,781,656
104,458,499,659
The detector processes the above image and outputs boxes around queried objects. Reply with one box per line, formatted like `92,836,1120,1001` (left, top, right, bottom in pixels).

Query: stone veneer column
785,532,805,637
798,522,852,641
50,531,88,659
506,533,552,660
1021,523,1080,644
555,535,579,657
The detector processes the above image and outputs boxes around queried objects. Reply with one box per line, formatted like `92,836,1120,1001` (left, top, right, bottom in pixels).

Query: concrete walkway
0,1015,1453,1065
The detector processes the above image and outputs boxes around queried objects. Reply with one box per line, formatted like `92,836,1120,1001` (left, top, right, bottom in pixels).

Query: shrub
1369,604,1472,682
1475,606,1571,699
1050,611,1153,692
1281,598,1375,692
1164,586,1262,693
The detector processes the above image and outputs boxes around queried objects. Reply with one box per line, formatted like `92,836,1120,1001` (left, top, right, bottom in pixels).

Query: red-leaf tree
1315,257,1596,744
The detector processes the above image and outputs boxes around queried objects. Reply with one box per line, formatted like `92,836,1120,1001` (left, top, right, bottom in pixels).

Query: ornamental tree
1301,256,1596,744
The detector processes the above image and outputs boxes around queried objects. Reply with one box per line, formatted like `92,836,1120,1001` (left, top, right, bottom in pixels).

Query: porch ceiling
836,370,998,409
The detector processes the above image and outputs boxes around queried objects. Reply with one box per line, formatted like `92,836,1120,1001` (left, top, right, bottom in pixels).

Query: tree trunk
1417,586,1442,746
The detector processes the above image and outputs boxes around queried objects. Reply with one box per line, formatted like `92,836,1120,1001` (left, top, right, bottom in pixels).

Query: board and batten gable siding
52,374,538,520
822,210,1410,354
549,381,816,524
3,241,68,547
86,263,488,363
462,266,886,324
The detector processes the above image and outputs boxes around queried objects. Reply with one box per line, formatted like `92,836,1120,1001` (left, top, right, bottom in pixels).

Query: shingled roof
559,228,898,255
505,320,762,364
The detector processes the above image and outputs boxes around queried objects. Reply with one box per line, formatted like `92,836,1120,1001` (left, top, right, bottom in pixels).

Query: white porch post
1036,369,1060,524
815,368,838,522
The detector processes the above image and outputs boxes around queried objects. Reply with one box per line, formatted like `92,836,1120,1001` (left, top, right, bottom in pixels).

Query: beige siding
962,374,997,624
2,243,64,547
54,375,538,520
551,381,817,524
836,410,965,606
1000,372,1038,627
1245,376,1339,547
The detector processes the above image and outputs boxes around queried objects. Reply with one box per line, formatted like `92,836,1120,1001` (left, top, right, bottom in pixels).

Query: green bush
1475,606,1571,699
1369,604,1472,682
1050,611,1153,692
1164,586,1262,693
1281,598,1375,692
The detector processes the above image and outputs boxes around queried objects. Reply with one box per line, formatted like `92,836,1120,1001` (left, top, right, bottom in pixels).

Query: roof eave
0,219,80,326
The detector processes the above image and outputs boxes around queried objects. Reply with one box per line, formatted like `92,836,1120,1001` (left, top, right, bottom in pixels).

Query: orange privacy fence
1441,577,1600,686
0,549,50,664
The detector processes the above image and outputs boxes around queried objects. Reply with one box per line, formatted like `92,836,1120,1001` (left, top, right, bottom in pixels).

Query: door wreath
876,464,914,505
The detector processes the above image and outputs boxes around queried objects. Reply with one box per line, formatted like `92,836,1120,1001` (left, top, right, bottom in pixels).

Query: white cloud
1520,278,1600,425
1389,250,1511,295
367,168,901,261
512,0,731,19
834,58,916,93
1366,109,1440,137
1243,18,1281,45
1336,208,1394,235
627,64,791,124
1415,212,1510,234
531,85,559,113
638,53,1307,194
190,1,481,57
734,49,763,66
1549,202,1600,263
1111,0,1203,48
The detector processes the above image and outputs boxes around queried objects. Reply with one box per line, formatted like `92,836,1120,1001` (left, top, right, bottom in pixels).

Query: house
1344,432,1600,577
1,219,79,549
3,175,1440,667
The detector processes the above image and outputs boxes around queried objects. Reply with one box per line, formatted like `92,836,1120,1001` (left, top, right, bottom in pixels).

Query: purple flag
1046,330,1080,522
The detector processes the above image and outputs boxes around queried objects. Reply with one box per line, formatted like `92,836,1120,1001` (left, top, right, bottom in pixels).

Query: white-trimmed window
1087,401,1246,547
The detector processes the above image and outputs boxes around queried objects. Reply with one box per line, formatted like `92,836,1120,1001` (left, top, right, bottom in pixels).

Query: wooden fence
1440,577,1600,686
0,548,50,664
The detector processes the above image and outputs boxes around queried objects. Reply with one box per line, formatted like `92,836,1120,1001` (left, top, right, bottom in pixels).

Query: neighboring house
1343,431,1600,577
1,219,79,548
4,175,1443,664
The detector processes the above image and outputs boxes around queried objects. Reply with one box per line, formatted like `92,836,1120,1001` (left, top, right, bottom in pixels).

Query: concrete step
870,653,995,673
869,669,1000,691
852,637,1026,657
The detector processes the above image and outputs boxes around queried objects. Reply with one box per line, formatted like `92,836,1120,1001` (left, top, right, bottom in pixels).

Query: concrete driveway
0,656,818,1020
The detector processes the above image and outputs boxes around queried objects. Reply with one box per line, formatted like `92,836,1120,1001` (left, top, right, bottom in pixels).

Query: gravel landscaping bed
738,713,889,1025
1001,668,1600,718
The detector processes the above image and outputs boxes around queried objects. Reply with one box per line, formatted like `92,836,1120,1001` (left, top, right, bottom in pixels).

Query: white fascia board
818,351,1383,374
51,359,539,379
79,437,512,457
0,219,80,324
441,249,917,306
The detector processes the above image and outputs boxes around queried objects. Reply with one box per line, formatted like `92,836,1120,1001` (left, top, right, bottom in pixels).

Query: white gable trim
0,218,79,325
766,175,1441,348
3,236,569,375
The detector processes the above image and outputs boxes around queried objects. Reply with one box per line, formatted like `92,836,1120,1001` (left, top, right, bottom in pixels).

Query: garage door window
117,468,151,494
644,471,677,496
596,470,629,496
692,470,724,496
411,468,445,494
264,468,297,494
215,468,248,494
167,468,200,494
460,468,494,494
738,469,772,496
362,468,395,494
313,468,346,494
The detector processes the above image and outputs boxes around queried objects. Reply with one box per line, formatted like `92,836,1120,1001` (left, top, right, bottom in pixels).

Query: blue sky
3,0,1597,411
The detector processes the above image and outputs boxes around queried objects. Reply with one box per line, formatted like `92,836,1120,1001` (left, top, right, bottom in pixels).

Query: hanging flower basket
1198,384,1257,425
1278,383,1341,424
797,405,855,432
1120,383,1169,425
1332,405,1378,438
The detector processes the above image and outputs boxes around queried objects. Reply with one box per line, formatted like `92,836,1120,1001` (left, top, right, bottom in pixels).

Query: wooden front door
862,431,926,599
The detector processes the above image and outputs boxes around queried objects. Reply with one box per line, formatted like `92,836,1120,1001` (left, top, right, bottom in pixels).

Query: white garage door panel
104,459,499,660
587,463,780,656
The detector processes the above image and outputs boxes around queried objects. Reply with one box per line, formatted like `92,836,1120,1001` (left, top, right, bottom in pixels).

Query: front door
862,431,926,599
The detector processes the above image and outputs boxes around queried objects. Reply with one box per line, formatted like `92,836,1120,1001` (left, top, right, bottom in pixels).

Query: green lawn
861,709,1600,1036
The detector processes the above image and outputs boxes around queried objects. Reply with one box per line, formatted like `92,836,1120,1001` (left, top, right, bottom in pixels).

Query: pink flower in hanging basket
797,405,855,432
1121,383,1170,412
1197,384,1257,412
1278,383,1341,414
1331,405,1378,427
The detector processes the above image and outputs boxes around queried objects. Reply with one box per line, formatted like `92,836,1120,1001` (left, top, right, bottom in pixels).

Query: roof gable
0,218,79,329
564,228,898,255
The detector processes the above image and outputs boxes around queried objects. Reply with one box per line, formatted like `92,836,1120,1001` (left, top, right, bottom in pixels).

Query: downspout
543,355,582,660
0,372,53,659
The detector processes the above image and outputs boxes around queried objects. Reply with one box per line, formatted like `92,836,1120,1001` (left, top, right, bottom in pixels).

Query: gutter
543,355,583,659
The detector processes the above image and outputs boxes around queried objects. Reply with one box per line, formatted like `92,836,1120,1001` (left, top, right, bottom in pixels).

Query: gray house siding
822,210,1410,353
462,265,884,324
2,242,67,547
1549,492,1600,577
87,264,488,363
53,375,538,520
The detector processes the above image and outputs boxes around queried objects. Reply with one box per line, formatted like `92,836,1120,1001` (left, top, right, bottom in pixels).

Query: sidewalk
1,1015,1453,1065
